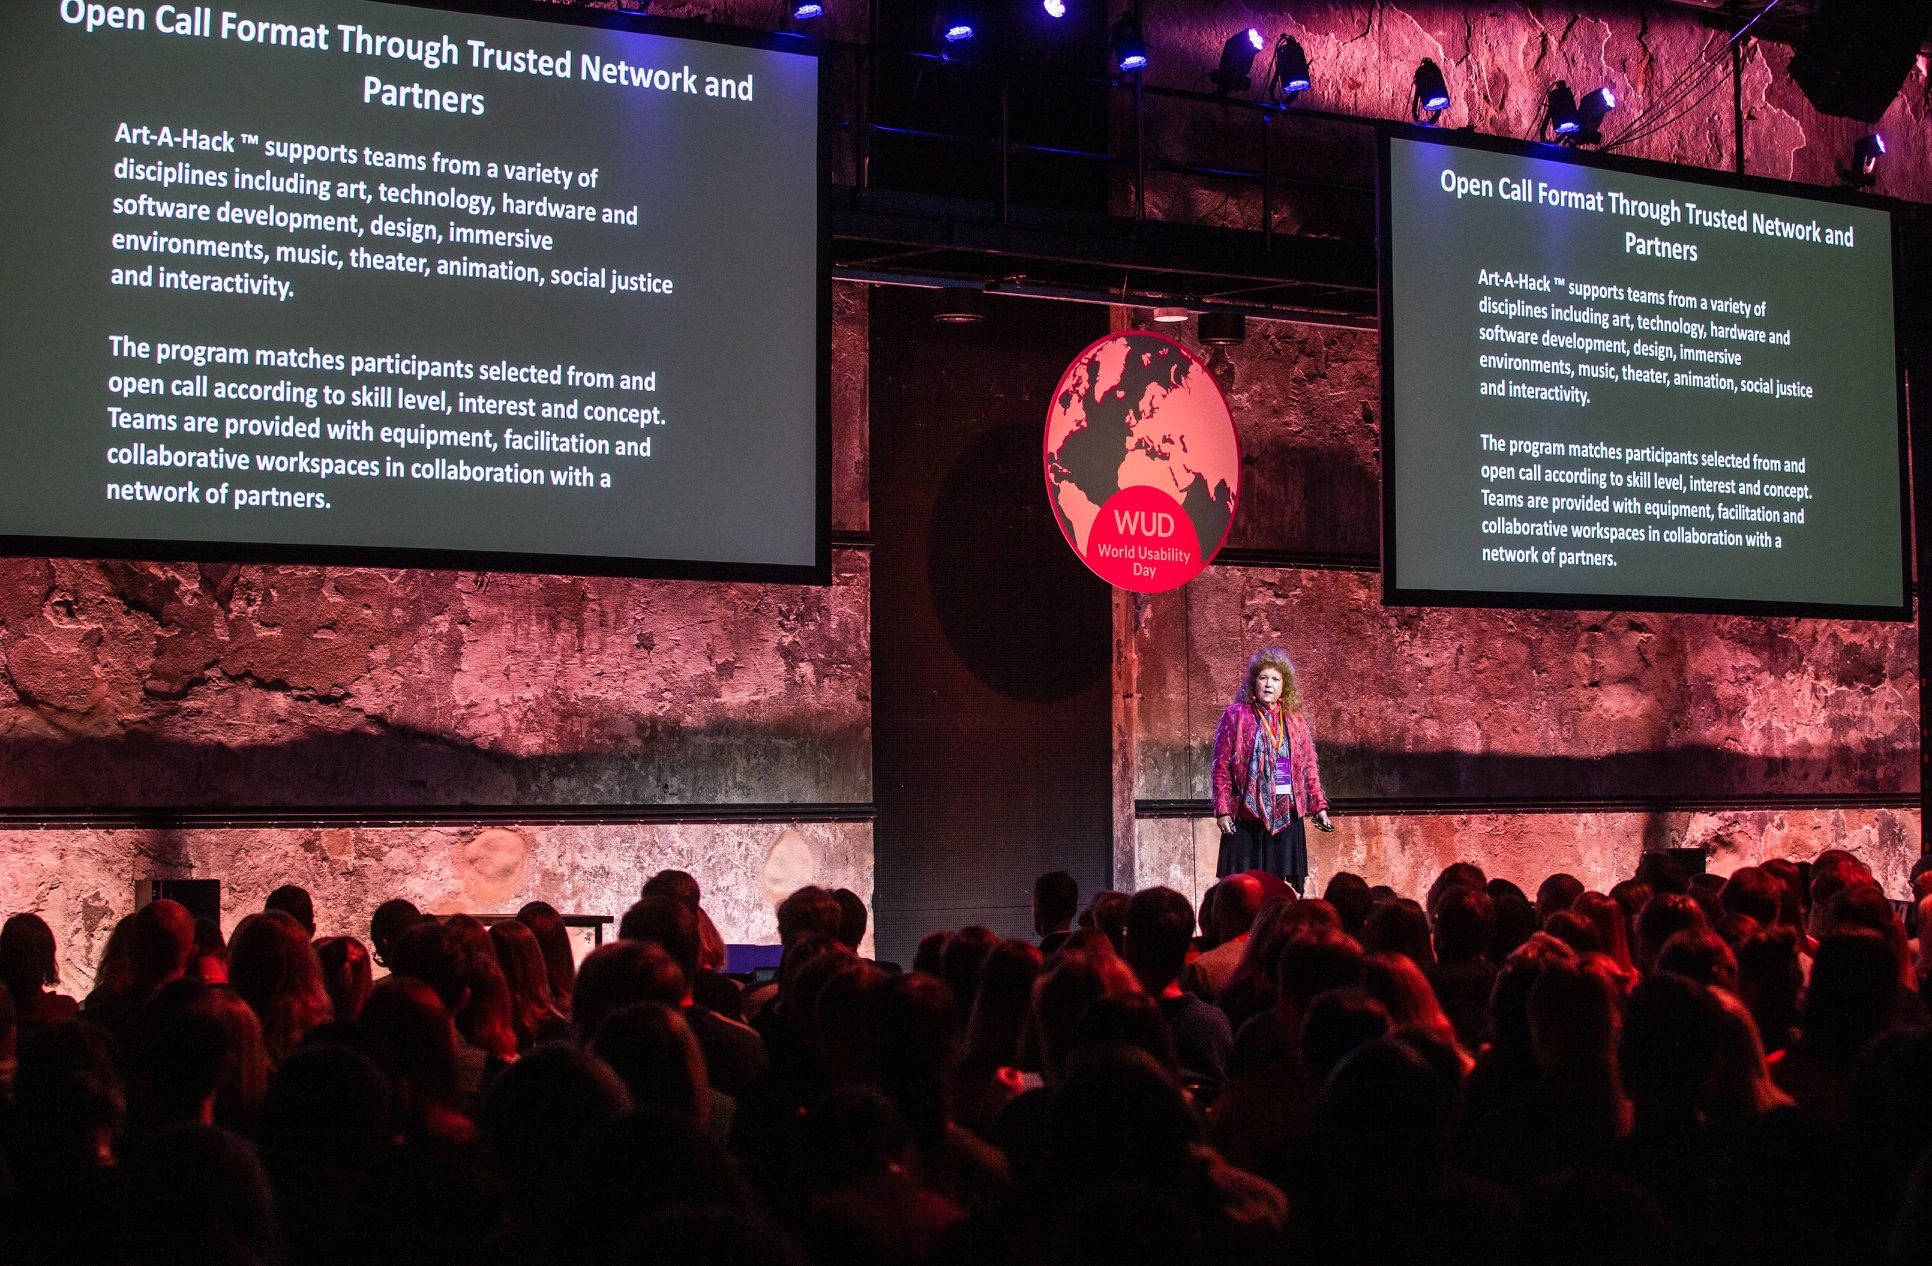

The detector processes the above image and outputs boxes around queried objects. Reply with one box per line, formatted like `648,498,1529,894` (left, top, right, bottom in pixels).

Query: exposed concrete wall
0,820,873,992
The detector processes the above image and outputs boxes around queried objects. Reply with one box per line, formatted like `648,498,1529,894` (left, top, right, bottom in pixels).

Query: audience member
1122,886,1233,1085
1181,872,1263,1001
313,934,374,1024
0,913,79,1030
7,848,1931,1266
1032,871,1078,955
263,884,316,937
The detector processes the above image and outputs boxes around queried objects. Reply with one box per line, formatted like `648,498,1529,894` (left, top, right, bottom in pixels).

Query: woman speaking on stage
1211,646,1333,892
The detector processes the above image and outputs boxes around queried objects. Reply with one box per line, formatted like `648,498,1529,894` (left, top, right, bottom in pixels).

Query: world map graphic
1043,330,1240,591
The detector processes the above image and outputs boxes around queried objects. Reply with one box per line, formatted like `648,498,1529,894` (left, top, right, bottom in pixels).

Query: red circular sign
1043,330,1241,592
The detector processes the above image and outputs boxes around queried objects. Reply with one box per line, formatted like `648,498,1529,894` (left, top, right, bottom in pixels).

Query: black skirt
1217,814,1308,884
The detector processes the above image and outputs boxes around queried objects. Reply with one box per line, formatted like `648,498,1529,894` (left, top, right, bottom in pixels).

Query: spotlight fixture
933,287,984,324
791,2,824,18
1544,81,1581,137
1111,12,1147,73
1043,0,1067,18
1210,28,1265,94
1270,34,1311,100
1151,306,1190,323
1549,86,1618,147
1197,312,1245,345
937,5,977,46
1854,133,1885,180
1411,58,1450,122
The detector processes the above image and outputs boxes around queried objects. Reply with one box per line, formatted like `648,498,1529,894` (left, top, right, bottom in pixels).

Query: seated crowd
1,850,1930,1265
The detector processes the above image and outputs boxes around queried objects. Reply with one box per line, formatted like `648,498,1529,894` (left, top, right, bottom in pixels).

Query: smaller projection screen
0,0,826,581
1381,130,1907,618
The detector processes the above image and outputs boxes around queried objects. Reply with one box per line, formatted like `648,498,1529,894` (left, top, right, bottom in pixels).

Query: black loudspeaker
135,878,222,925
1789,0,1929,124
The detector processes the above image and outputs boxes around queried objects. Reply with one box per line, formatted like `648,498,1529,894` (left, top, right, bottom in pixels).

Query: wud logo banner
1043,330,1240,592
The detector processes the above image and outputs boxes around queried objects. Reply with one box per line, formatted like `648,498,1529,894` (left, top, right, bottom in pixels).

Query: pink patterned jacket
1210,702,1329,830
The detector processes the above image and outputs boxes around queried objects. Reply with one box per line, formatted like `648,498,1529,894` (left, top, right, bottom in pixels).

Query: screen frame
0,0,833,586
1377,125,1911,622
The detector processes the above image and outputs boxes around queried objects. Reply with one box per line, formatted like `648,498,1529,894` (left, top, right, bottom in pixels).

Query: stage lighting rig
1542,81,1614,145
1268,35,1312,102
791,3,823,19
1210,28,1265,94
1846,132,1886,188
937,4,977,47
1197,312,1246,345
1411,58,1450,123
1111,11,1147,73
1043,0,1067,18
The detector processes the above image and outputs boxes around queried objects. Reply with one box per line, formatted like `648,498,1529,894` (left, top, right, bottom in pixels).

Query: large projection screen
1381,129,1907,619
0,0,827,581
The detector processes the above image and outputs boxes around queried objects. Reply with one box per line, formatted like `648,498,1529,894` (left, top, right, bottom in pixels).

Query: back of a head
1048,1045,1196,1192
313,935,374,1023
1087,891,1130,953
1213,873,1266,943
257,1042,391,1180
832,888,868,951
1609,878,1653,921
357,975,458,1110
1314,1036,1450,1186
1034,870,1079,935
1527,957,1619,1071
1323,873,1373,936
1573,891,1634,972
911,930,949,977
128,899,197,993
866,971,961,1140
1620,972,1721,1118
1487,881,1539,961
123,1123,280,1266
1654,928,1739,992
1824,883,1908,969
1,911,60,997
1300,987,1392,1083
263,884,315,937
776,885,844,948
567,1111,748,1257
1033,949,1136,1083
1722,866,1784,927
227,910,331,1060
573,939,687,1043
642,869,701,910
130,978,230,1119
619,895,702,979
1426,863,1487,918
368,898,422,968
1070,990,1180,1075
1634,892,1709,975
1488,936,1578,1055
1803,931,1901,1063
1535,873,1585,926
490,917,555,1008
939,925,999,1019
481,1043,631,1193
1362,898,1435,967
1278,928,1367,1013
1735,924,1803,1046
592,1001,707,1120
517,900,577,1005
1542,909,1604,957
964,939,1042,1065
1432,885,1495,964
1122,886,1194,992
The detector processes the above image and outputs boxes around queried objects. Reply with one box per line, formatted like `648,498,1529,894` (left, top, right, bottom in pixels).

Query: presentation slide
1383,132,1905,617
0,0,823,578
